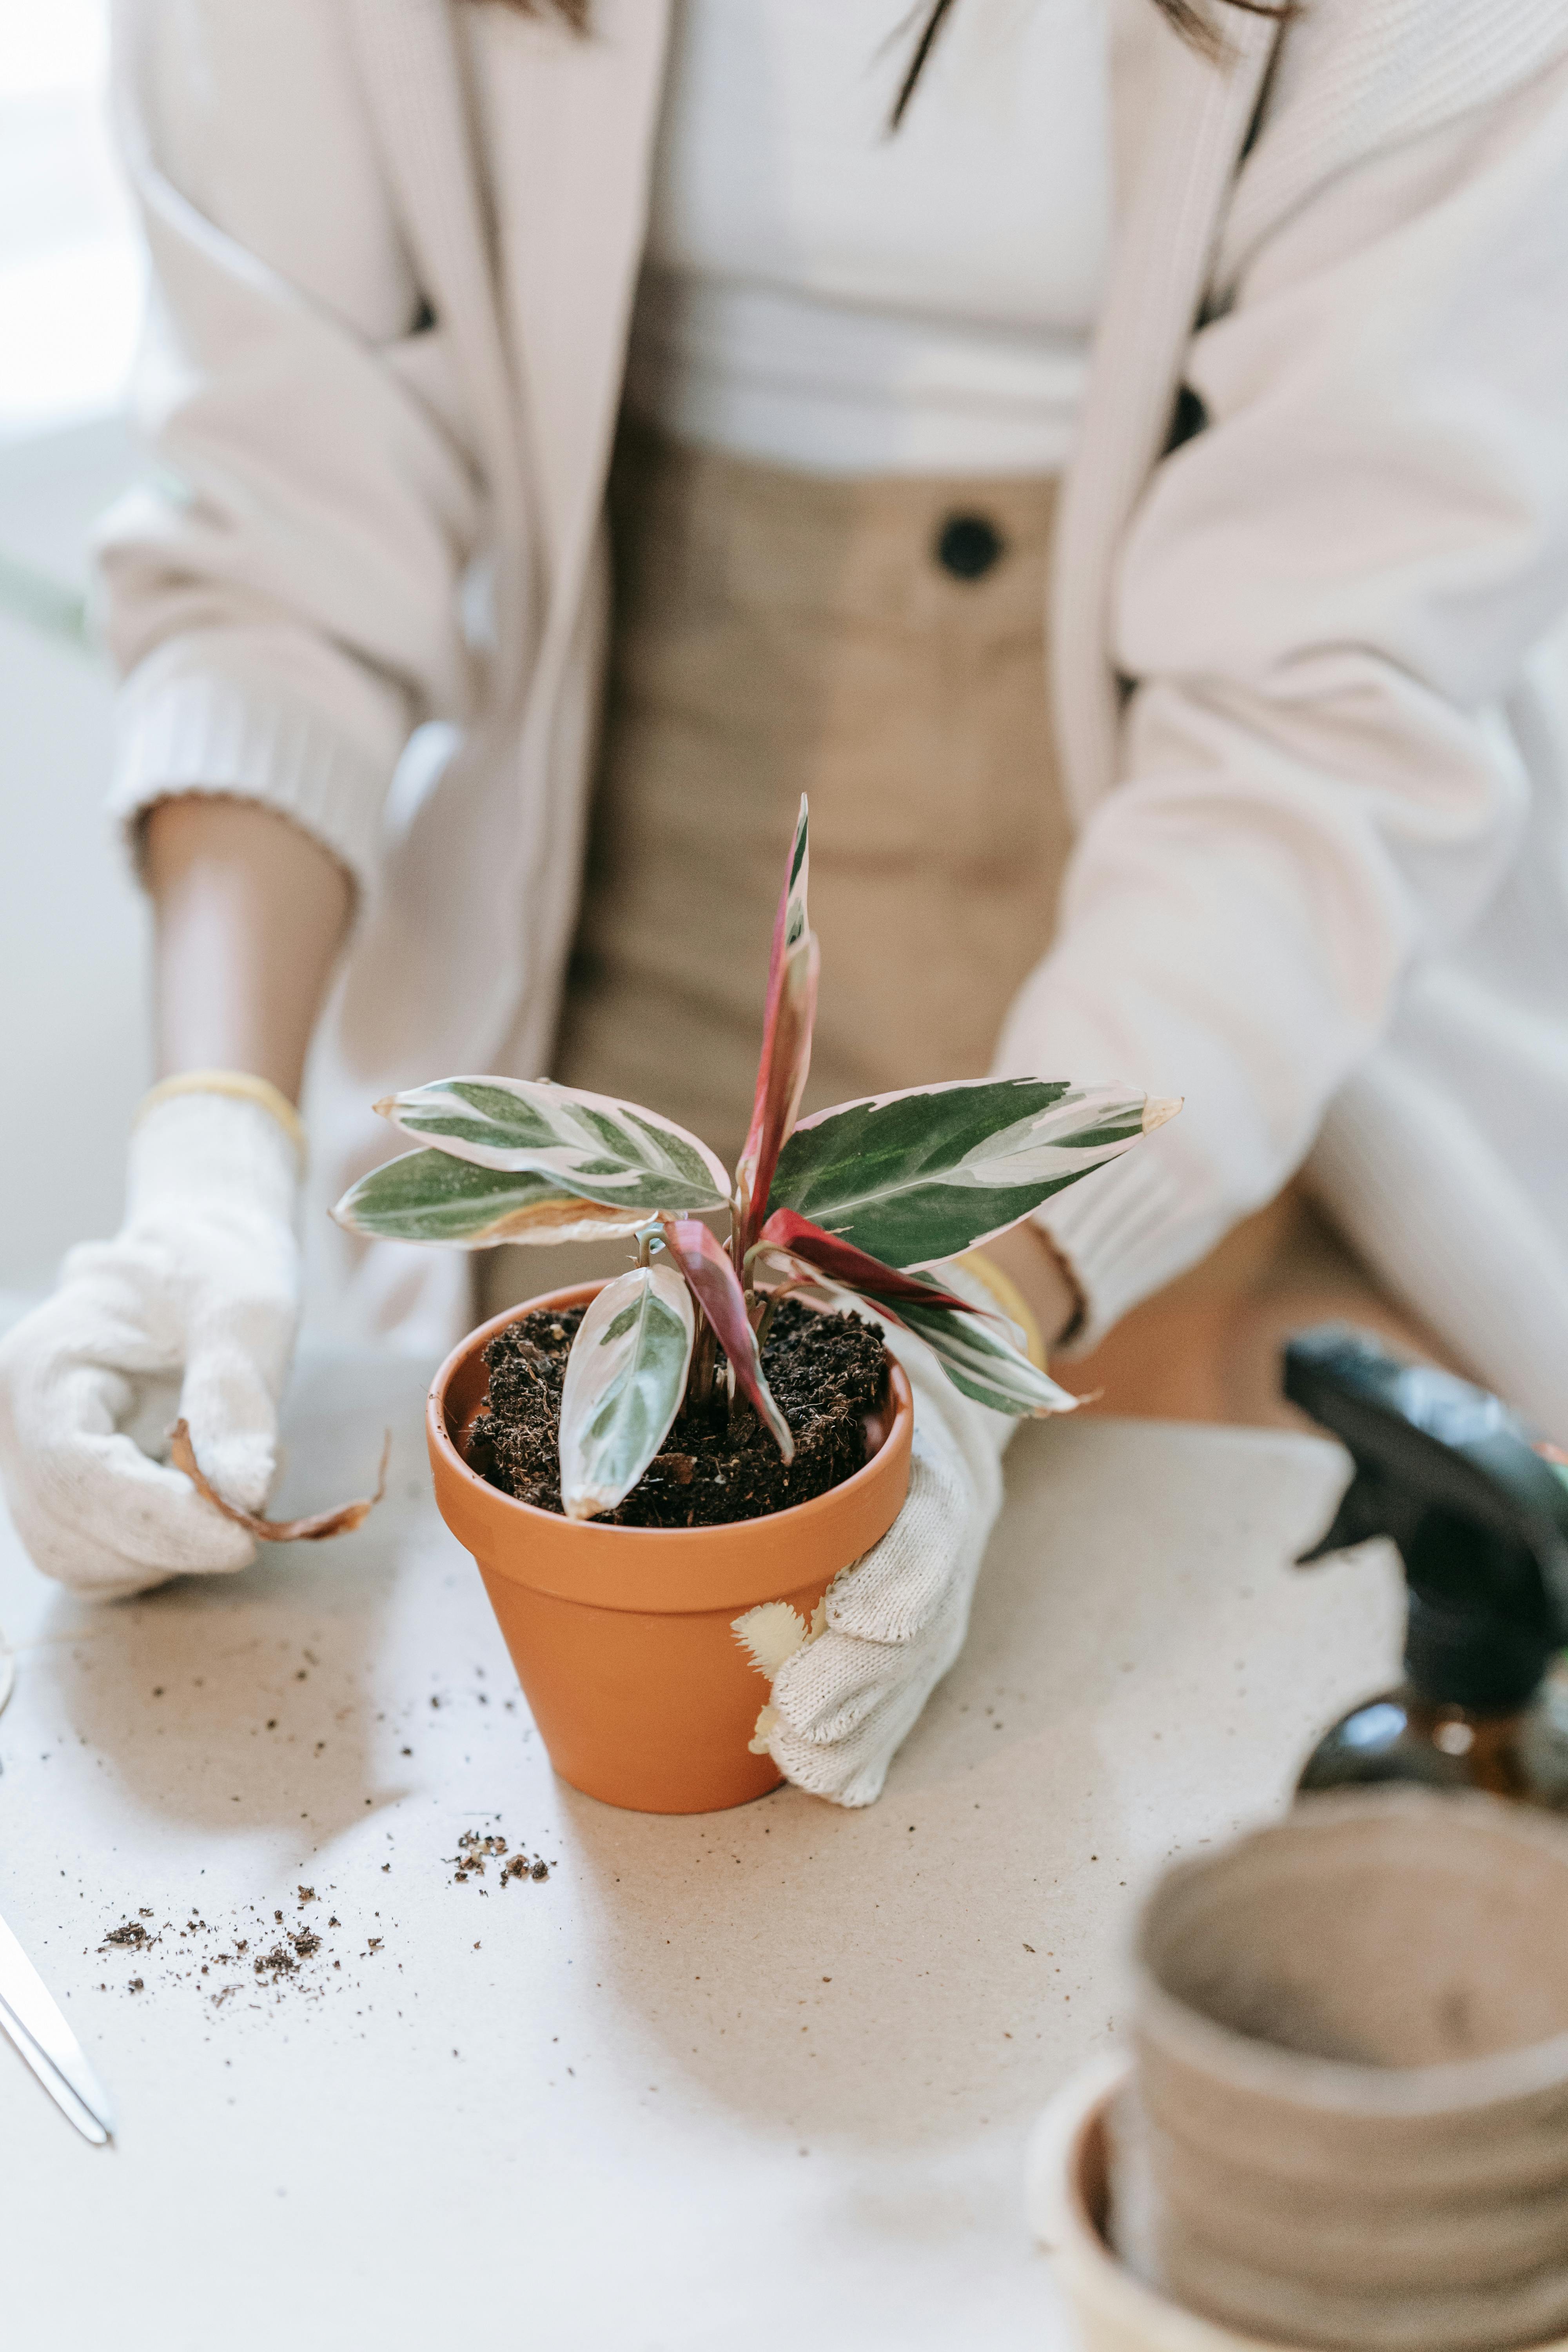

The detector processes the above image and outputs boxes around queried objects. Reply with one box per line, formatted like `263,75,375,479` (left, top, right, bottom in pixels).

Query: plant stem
687,1315,719,1414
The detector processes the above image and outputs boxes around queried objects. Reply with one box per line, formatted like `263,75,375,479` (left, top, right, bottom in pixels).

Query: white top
625,0,1112,476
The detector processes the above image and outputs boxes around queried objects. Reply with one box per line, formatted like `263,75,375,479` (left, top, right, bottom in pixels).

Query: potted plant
334,801,1176,1812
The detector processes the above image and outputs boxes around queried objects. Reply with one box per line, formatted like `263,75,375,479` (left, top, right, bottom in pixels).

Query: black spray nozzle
1284,1327,1568,1711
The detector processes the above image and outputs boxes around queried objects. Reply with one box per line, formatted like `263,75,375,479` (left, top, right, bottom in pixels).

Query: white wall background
0,0,150,1300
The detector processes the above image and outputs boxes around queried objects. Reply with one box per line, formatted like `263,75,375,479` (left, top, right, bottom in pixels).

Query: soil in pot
467,1298,885,1527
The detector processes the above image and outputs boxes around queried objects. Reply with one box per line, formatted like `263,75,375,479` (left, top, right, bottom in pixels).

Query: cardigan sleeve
998,32,1568,1346
98,0,484,896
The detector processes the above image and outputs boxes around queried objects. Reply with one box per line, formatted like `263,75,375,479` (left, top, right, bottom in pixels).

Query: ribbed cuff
136,1070,307,1169
128,1090,301,1230
109,662,390,895
1032,1133,1223,1355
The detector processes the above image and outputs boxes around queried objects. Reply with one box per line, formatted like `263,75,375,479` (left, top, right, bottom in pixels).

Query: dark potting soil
468,1298,886,1528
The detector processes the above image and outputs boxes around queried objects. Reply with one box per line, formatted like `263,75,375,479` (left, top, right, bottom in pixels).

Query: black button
935,512,1005,581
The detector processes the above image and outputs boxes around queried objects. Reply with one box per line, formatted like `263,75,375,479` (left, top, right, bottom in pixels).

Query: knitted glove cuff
126,1087,302,1232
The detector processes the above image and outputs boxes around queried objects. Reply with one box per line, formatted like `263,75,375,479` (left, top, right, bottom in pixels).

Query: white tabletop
0,1344,1400,2352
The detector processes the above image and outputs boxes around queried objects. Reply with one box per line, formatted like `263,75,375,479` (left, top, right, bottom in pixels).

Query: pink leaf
735,798,817,1254
758,1210,982,1319
661,1219,795,1462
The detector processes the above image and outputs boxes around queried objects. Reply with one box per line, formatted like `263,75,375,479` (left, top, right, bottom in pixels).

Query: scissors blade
0,1908,115,2145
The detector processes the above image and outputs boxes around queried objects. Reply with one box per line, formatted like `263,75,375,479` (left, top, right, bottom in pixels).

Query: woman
3,0,1567,1805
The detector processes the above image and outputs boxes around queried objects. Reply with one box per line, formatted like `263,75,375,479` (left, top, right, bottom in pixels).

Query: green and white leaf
376,1076,731,1215
769,1077,1178,1268
559,1263,697,1522
891,1296,1080,1419
332,1149,653,1249
780,793,810,955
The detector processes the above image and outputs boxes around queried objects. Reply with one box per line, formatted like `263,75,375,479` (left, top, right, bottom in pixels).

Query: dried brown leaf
170,1421,390,1541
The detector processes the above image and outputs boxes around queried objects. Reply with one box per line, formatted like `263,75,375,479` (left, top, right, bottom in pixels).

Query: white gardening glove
0,1089,301,1599
753,1269,1022,1809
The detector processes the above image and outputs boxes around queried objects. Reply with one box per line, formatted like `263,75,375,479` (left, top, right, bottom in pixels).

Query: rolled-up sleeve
99,0,485,896
999,36,1568,1345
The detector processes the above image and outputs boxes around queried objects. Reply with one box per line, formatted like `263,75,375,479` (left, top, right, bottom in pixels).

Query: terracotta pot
1128,1789,1568,2351
426,1283,914,1814
1027,2057,1568,2352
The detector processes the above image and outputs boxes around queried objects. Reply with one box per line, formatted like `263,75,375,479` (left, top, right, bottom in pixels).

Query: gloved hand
0,1087,301,1599
750,1268,1023,1808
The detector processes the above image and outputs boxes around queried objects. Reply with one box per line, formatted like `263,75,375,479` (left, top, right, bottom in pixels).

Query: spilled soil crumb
469,1298,885,1526
448,1827,551,1887
93,1820,556,2008
95,1901,356,2008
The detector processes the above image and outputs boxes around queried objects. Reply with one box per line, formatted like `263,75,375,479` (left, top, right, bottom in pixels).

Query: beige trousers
482,426,1443,1426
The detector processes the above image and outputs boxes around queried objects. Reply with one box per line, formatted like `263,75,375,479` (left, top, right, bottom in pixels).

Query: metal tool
0,1906,115,2145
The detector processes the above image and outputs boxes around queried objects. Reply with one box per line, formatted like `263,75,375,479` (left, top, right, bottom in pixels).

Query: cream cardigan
101,0,1568,1431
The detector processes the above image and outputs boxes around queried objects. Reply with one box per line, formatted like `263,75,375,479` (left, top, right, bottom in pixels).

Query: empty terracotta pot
426,1283,914,1813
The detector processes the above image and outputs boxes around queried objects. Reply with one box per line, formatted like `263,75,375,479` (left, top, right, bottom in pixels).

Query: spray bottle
1284,1327,1568,1807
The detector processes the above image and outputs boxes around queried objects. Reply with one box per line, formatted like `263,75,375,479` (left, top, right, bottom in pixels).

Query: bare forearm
144,797,353,1104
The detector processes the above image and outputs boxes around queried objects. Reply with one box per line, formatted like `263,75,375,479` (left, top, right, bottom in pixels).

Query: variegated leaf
660,1218,795,1462
888,1295,1080,1419
331,1149,650,1249
735,935,819,1255
756,1209,981,1317
559,1263,696,1522
735,797,817,1252
778,792,810,958
376,1076,730,1214
768,1078,1178,1268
